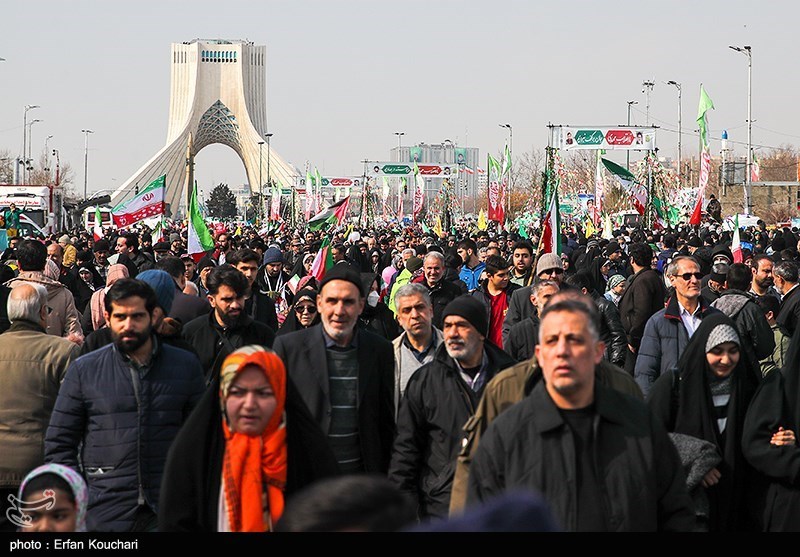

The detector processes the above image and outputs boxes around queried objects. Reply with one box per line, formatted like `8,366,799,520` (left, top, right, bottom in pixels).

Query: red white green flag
92,206,104,242
310,236,334,282
307,196,350,231
412,163,425,221
111,175,166,227
540,189,561,255
600,158,647,215
731,214,743,263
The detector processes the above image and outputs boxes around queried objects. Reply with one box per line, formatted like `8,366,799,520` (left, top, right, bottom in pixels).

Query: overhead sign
369,163,458,177
555,126,657,151
296,176,363,188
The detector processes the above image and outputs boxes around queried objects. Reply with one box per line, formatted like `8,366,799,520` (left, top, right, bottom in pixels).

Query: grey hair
401,248,415,258
393,283,432,307
7,282,48,323
533,279,560,296
423,251,445,266
666,255,699,278
774,260,799,283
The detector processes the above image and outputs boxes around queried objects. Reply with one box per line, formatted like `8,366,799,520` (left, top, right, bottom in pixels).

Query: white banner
554,126,657,151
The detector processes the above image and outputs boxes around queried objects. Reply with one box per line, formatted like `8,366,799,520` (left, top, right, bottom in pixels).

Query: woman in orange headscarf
159,345,338,532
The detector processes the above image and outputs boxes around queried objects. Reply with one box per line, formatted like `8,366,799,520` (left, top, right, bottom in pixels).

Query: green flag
697,84,715,149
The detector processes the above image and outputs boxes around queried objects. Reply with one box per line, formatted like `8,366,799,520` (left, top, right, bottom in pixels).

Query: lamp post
81,129,94,199
265,133,273,223
44,135,53,183
26,119,42,175
22,105,40,183
499,123,512,216
642,80,655,125
394,131,405,149
730,45,753,216
258,140,265,223
666,80,682,185
626,100,638,170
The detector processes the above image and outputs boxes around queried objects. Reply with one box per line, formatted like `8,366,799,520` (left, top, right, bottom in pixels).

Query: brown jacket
6,271,83,340
449,358,642,515
0,320,80,487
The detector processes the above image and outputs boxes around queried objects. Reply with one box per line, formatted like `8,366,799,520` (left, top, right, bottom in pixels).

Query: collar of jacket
11,271,62,288
208,307,254,332
664,294,711,321
7,319,47,334
114,333,161,373
530,379,631,432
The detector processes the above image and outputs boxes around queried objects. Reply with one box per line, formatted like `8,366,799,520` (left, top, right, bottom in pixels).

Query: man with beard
182,264,275,382
389,295,515,519
45,278,204,532
227,248,279,332
750,254,780,301
256,247,294,327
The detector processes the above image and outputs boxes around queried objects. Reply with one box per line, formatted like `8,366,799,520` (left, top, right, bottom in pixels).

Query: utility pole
258,141,264,223
730,45,753,215
666,80,682,186
81,129,94,199
642,80,655,125
626,101,638,170
265,133,273,224
22,105,40,184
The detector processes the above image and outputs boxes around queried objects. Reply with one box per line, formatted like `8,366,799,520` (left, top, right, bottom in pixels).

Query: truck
0,184,64,237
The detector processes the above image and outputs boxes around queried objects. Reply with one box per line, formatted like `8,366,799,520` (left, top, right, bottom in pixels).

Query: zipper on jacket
128,366,145,507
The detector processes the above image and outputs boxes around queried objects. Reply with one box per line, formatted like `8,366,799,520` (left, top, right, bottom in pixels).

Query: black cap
319,263,365,297
93,239,110,253
442,295,489,338
153,241,171,253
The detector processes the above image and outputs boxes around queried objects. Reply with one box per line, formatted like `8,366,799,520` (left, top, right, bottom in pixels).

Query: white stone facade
111,39,296,216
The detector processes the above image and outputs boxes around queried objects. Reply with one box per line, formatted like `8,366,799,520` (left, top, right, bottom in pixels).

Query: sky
2,0,799,199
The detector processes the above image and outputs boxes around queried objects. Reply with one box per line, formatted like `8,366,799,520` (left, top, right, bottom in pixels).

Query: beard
217,307,242,326
112,328,151,354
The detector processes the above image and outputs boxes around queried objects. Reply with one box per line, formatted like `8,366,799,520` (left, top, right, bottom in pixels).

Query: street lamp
26,119,42,170
265,133,273,222
394,132,405,149
44,135,54,180
626,101,638,170
730,45,753,216
666,80,682,185
642,80,655,125
81,129,94,199
22,105,40,183
258,141,265,223
499,123,512,215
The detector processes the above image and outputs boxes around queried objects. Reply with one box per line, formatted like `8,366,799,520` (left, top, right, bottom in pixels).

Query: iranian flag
270,182,281,221
305,170,314,221
594,151,604,225
540,189,561,255
601,158,647,215
690,150,712,225
307,196,350,231
487,153,504,222
731,214,743,263
397,178,405,221
310,236,334,281
187,182,215,262
92,206,104,242
751,151,761,182
111,175,166,227
412,162,425,221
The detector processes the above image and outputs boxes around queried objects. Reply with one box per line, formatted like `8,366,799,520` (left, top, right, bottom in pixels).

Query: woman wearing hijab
159,345,338,532
359,273,401,341
73,265,97,314
277,288,320,336
742,316,800,531
16,463,88,532
81,263,129,332
648,313,761,531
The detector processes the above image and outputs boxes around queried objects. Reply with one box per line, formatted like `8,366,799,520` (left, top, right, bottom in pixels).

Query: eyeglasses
675,272,703,281
295,305,317,314
541,268,564,276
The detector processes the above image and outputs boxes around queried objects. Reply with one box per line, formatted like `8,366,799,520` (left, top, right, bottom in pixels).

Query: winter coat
388,341,515,519
44,339,204,532
618,267,666,351
412,274,463,329
711,289,776,366
506,315,538,362
6,271,83,340
0,321,80,488
777,284,800,337
466,381,694,531
634,296,721,398
593,291,627,367
459,261,486,293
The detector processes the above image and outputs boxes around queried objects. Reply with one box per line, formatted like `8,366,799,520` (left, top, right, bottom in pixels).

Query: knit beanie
607,274,626,290
137,269,176,314
406,256,423,273
263,247,284,265
705,323,739,353
442,295,489,337
319,263,365,297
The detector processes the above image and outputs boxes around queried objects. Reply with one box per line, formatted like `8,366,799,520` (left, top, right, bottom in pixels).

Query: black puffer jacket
44,340,204,532
592,291,628,367
388,341,515,519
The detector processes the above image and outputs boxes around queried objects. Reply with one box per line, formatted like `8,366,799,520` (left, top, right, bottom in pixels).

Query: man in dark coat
466,298,694,531
388,296,515,519
156,256,211,326
505,279,559,362
411,251,461,329
619,242,667,376
182,265,275,383
273,263,396,475
775,260,800,338
224,248,279,332
45,279,204,532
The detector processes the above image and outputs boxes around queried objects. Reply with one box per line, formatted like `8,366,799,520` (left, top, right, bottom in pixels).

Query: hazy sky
3,0,799,198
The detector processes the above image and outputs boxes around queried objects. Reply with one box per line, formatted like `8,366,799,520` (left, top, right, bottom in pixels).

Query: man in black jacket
45,279,204,532
182,265,275,383
775,260,800,337
227,248,280,332
155,256,210,326
467,299,694,531
273,263,395,475
389,295,515,519
413,251,462,329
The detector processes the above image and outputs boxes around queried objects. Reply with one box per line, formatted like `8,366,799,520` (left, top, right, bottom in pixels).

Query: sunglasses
295,305,317,314
675,272,703,281
541,268,564,276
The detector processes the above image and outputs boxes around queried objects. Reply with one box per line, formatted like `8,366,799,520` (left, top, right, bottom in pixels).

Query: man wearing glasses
634,255,720,397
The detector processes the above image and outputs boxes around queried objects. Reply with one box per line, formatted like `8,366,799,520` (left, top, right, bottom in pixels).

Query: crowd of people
3,214,800,532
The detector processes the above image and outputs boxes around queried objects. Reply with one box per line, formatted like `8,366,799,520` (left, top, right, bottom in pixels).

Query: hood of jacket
711,289,752,318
